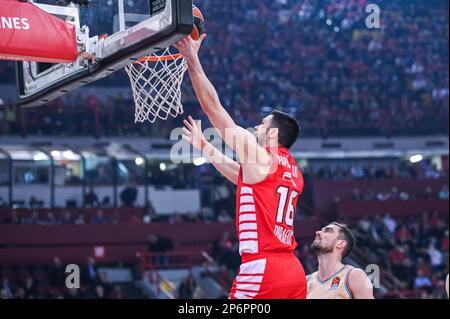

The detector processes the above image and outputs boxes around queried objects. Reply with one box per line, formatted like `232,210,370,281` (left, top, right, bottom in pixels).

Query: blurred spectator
351,187,362,200
91,210,106,224
98,271,113,297
219,232,233,251
48,257,65,287
1,277,14,299
22,277,37,299
416,257,432,277
389,187,399,200
350,163,365,180
65,288,81,299
184,212,202,223
442,231,449,252
396,225,413,243
110,285,125,299
217,209,232,223
212,232,241,276
427,239,444,272
112,209,121,224
383,213,397,234
389,245,407,277
414,270,433,292
424,164,443,179
74,213,86,225
120,183,138,207
84,187,100,208
0,288,9,299
14,287,26,299
43,211,58,225
317,165,332,179
428,211,441,230
357,215,371,233
178,274,197,299
28,196,41,209
399,191,411,201
369,215,387,244
200,207,215,223
169,213,183,224
192,285,205,299
94,285,106,299
147,234,174,266
5,210,21,225
101,196,112,207
142,200,158,223
81,257,99,287
423,186,435,199
21,211,38,225
376,190,391,201
0,195,6,208
438,185,449,200
61,211,73,225
130,212,142,224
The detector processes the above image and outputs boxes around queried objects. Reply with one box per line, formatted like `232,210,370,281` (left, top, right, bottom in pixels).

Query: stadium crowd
2,206,234,226
210,210,449,299
0,256,141,299
0,0,448,137
354,211,448,298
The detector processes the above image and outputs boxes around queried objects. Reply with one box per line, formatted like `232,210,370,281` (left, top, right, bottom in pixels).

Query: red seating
0,207,142,224
337,199,449,220
311,178,448,218
0,218,320,267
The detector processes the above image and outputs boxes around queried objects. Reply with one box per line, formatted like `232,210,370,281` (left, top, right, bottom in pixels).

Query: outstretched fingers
182,126,191,137
188,116,200,129
198,33,207,45
183,119,193,131
174,37,188,50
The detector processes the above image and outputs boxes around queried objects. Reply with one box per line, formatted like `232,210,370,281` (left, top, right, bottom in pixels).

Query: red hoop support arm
0,0,77,63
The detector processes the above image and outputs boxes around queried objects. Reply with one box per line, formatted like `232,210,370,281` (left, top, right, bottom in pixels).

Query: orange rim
134,53,183,64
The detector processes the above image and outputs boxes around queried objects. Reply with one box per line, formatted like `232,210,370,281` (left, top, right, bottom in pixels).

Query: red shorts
229,253,307,299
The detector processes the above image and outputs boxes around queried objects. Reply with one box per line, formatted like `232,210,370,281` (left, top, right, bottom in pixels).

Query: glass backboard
33,0,155,37
17,0,193,108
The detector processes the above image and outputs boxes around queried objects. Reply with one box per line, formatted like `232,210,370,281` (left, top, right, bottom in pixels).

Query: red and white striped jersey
235,147,304,260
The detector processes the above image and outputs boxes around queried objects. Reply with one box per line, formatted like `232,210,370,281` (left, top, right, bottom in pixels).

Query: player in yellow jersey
307,222,374,299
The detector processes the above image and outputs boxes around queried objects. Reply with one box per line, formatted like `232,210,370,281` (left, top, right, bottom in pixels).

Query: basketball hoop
125,47,188,123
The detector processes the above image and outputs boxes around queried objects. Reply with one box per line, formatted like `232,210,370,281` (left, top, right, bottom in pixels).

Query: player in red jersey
176,34,306,299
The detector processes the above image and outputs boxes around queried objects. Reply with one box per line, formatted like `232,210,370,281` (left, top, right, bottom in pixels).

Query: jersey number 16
276,186,299,227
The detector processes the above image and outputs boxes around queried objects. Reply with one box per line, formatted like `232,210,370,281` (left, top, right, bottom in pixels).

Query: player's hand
182,116,206,151
174,34,206,61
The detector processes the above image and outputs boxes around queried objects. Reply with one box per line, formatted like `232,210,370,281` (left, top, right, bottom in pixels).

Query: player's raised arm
174,36,272,183
175,35,234,136
182,116,240,185
347,268,375,299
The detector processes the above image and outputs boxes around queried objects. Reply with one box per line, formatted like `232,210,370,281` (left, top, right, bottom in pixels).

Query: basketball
191,5,205,41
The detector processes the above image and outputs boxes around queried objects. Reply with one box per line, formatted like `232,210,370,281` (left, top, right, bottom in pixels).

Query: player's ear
335,239,345,249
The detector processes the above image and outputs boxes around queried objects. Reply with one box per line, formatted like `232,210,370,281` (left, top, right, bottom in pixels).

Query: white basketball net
125,48,188,123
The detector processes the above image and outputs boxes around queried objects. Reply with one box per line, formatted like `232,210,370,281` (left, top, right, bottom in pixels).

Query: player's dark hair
270,110,300,149
331,222,356,259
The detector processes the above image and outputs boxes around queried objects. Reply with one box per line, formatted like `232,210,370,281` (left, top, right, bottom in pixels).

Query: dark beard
256,131,267,147
310,241,334,256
